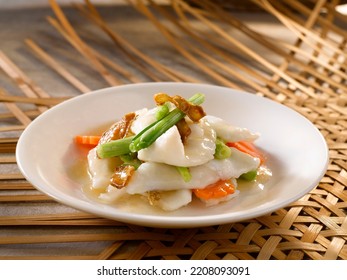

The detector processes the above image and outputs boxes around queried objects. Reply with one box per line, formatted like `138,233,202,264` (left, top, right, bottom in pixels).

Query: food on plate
75,93,271,211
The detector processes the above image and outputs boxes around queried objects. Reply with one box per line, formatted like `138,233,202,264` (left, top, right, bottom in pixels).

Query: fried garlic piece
154,93,206,122
110,165,135,189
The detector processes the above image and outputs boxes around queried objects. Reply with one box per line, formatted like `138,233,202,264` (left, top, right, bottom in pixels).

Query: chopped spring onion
96,136,134,159
129,93,205,153
176,166,192,182
155,103,170,120
240,170,257,181
120,153,142,169
214,138,232,159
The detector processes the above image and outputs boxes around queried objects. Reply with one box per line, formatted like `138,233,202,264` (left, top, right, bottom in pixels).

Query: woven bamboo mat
0,0,346,260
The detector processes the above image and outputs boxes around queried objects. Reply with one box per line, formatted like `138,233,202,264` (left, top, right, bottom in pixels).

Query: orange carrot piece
75,135,101,146
227,141,266,164
193,179,236,200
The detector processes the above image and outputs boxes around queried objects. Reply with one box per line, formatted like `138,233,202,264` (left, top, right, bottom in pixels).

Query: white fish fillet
203,115,259,142
126,148,260,195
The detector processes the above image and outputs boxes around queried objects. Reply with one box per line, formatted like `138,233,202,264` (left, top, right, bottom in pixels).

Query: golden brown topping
110,165,135,189
172,95,191,115
154,93,206,122
99,112,136,145
154,92,171,104
186,104,206,122
176,118,191,143
147,191,161,206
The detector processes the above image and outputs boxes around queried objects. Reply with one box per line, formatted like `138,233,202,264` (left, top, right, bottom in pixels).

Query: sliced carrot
193,179,236,200
226,141,266,165
75,135,101,146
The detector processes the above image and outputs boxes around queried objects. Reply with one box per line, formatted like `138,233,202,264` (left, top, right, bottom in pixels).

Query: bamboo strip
174,0,326,98
78,1,164,82
93,51,142,84
79,1,200,83
0,218,122,226
281,0,347,90
0,232,175,245
0,194,52,202
281,0,347,48
43,14,141,85
0,138,18,144
48,14,148,86
213,244,262,254
194,232,240,241
25,39,91,93
187,0,346,95
0,255,99,260
127,242,152,260
145,246,194,258
0,182,34,190
287,224,322,259
255,0,346,58
96,241,125,260
0,156,16,164
269,0,325,84
0,110,40,120
283,68,343,96
283,0,347,39
303,0,338,70
311,195,346,217
268,0,347,80
183,236,223,260
152,0,320,100
277,241,327,252
0,144,16,152
0,88,32,126
129,0,239,88
0,212,125,226
158,1,296,101
190,240,218,259
255,195,312,259
89,0,187,82
48,0,122,86
0,173,25,180
0,52,50,114
0,212,98,221
308,228,347,238
0,95,68,106
147,1,269,92
0,142,18,152
126,225,182,260
44,6,141,85
234,223,286,259
197,0,344,97
0,52,50,99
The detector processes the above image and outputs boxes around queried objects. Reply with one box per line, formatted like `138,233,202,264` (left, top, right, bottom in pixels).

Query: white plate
16,83,329,228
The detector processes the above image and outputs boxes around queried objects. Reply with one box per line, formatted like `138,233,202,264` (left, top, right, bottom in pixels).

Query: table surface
0,1,346,260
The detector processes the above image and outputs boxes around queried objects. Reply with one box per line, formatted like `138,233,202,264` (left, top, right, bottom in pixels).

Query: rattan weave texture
0,0,346,260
